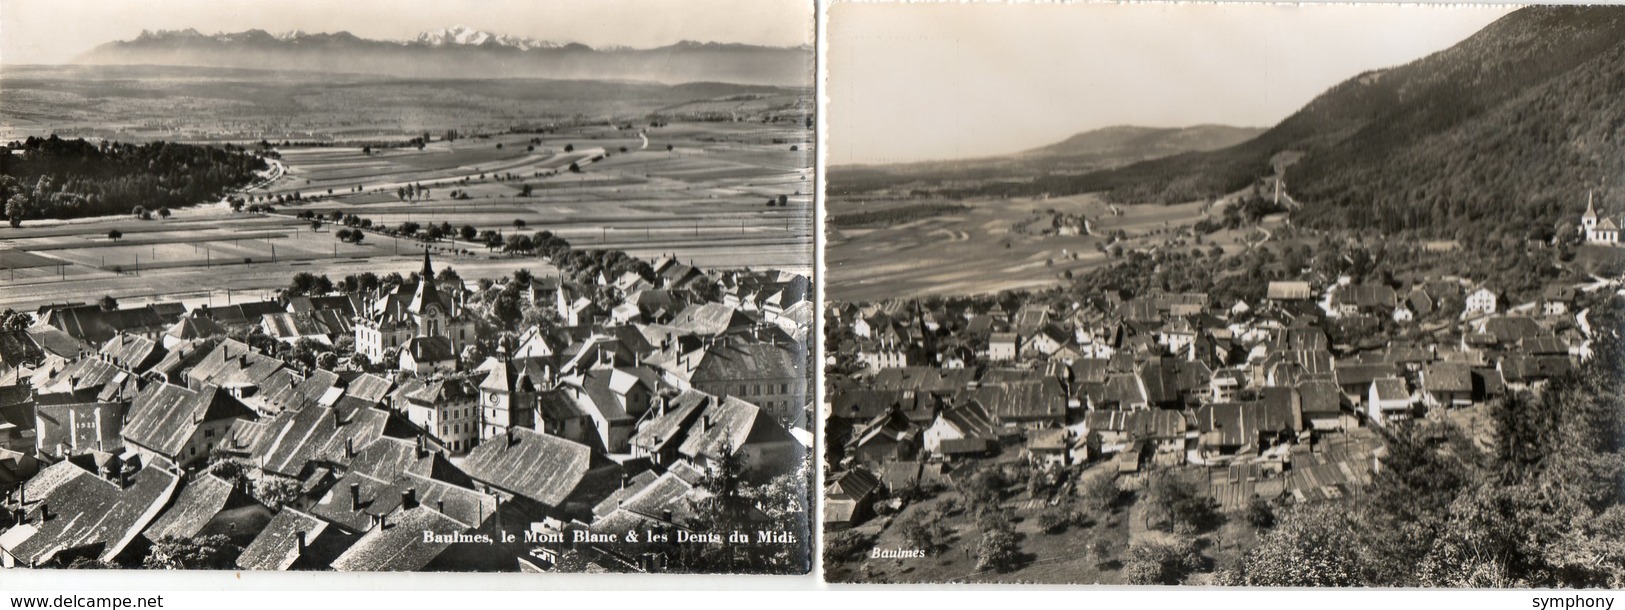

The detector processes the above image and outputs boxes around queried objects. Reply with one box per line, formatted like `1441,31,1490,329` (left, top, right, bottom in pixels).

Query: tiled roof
123,383,254,458
328,506,465,572
3,462,179,565
143,473,241,541
461,427,608,507
236,508,328,570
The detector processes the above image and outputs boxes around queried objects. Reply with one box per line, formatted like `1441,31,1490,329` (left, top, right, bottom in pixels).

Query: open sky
0,0,812,65
828,2,1517,165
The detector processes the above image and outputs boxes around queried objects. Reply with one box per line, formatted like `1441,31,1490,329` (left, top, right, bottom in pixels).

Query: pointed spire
421,248,435,279
1584,190,1598,219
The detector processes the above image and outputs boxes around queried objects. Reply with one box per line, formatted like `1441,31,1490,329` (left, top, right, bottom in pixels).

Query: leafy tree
1035,509,1068,534
158,207,171,219
1244,496,1277,529
107,229,122,242
144,535,242,569
896,511,947,553
459,224,478,241
6,193,31,228
252,476,303,509
98,295,118,311
1123,540,1205,585
975,528,1021,573
1239,504,1365,587
505,234,533,254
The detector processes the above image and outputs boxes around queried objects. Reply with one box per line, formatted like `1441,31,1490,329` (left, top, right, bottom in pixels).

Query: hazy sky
828,2,1517,165
0,0,812,65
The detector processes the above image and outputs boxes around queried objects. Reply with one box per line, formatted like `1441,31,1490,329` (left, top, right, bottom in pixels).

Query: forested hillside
0,135,267,226
935,6,1625,242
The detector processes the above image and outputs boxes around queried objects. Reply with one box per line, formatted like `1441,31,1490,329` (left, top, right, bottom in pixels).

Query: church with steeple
1581,192,1620,245
354,250,476,370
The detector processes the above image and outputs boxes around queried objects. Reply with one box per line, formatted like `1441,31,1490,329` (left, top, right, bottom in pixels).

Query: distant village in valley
823,198,1625,584
0,242,813,573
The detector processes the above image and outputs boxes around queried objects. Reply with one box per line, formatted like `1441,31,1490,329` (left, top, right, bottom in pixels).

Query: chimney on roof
402,488,418,510
506,427,517,447
295,530,307,554
350,483,361,511
437,500,445,514
344,437,355,459
331,409,342,428
416,433,428,458
37,503,49,523
661,509,672,523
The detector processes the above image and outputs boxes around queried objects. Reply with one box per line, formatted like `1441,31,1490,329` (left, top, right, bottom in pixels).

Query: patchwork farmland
0,119,812,311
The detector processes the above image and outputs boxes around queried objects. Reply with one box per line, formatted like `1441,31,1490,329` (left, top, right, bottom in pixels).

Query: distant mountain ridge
829,124,1262,196
1017,124,1265,159
75,28,812,86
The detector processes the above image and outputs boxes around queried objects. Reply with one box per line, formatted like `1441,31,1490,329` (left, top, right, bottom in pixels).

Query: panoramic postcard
824,3,1625,586
0,0,814,573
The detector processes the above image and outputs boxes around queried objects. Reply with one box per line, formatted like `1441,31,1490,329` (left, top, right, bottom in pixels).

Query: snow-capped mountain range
82,27,811,86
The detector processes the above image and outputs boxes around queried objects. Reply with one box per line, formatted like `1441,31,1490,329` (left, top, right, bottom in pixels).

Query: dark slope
952,6,1625,240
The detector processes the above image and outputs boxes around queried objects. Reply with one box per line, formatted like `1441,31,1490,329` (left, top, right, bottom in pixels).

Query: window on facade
205,429,214,438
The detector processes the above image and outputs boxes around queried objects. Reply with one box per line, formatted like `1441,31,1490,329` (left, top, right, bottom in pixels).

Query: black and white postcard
823,2,1625,587
0,0,815,575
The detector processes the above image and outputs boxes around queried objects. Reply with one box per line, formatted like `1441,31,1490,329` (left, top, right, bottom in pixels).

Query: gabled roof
0,330,45,370
236,508,328,570
1422,361,1473,393
827,467,880,500
186,339,285,390
1267,281,1313,301
123,383,255,458
165,314,225,342
1084,409,1186,440
340,374,394,407
143,473,244,541
632,390,795,462
35,401,125,455
972,379,1065,422
1335,362,1398,388
328,506,465,572
253,404,392,477
3,462,179,565
37,304,170,345
1196,401,1297,447
1297,381,1342,417
402,336,456,364
461,427,612,507
1371,377,1409,402
196,301,287,327
261,312,330,340
669,303,752,337
26,326,89,359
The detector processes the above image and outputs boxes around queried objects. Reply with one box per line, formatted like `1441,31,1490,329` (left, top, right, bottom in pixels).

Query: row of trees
1,136,267,226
